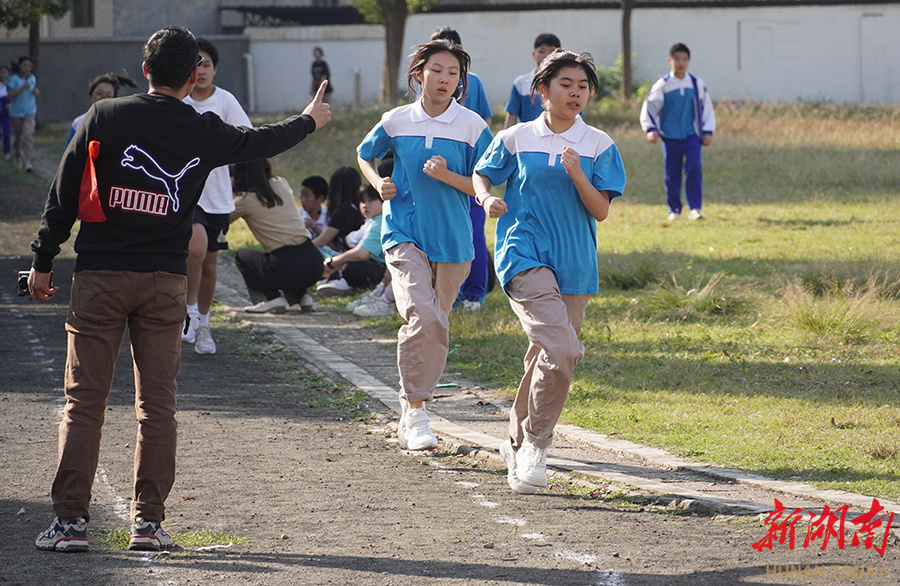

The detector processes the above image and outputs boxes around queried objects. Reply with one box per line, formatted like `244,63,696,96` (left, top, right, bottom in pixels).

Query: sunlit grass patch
633,272,752,321
93,528,247,551
781,278,897,344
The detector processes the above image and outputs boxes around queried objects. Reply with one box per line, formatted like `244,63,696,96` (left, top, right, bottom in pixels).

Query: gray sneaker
128,517,173,551
35,517,89,552
194,324,216,354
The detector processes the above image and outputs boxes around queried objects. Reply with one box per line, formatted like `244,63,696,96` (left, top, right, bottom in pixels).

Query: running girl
357,39,493,450
473,49,626,493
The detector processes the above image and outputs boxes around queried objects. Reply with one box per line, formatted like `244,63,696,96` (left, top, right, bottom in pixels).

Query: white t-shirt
184,86,253,214
299,204,328,238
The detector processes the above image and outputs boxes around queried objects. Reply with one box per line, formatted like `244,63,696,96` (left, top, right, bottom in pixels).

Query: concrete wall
0,36,250,123
249,4,900,113
246,24,387,112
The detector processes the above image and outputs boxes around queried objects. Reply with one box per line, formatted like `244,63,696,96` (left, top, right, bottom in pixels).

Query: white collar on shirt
533,112,589,144
411,97,462,124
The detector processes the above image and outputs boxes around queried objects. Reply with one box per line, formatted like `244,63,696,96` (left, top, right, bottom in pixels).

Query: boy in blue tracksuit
640,43,715,221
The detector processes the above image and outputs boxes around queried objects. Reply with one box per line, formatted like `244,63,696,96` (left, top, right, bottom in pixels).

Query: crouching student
318,185,386,296
473,49,626,494
230,159,323,313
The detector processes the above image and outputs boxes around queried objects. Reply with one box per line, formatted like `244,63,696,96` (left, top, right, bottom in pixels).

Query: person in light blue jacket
640,43,716,221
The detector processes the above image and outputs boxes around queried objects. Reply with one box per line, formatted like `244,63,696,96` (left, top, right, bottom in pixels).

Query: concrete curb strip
218,282,900,523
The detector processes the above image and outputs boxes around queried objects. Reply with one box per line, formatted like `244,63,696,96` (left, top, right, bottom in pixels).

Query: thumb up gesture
303,80,332,130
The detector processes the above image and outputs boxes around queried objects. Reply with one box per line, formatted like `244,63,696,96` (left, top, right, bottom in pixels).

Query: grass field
22,98,900,502
258,99,900,501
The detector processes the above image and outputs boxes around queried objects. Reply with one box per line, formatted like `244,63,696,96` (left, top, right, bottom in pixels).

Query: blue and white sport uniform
357,98,493,263
474,115,626,295
461,72,492,121
639,73,715,140
505,71,544,124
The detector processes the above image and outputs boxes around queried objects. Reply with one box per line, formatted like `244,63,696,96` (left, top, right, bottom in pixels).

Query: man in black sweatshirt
28,25,331,553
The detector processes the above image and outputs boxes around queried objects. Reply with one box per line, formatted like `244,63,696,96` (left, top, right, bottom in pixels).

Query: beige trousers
506,267,590,450
386,242,470,402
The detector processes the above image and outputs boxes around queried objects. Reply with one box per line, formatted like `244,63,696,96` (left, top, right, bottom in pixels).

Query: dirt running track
1,161,897,585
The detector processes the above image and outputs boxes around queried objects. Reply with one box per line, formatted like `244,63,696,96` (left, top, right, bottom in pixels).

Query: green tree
349,0,434,104
0,0,73,73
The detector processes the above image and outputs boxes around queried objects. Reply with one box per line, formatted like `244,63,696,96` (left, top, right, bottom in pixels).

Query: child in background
182,38,254,354
502,33,561,130
230,160,322,313
66,73,138,147
312,166,364,254
299,175,329,238
474,49,626,494
318,185,386,296
0,65,11,160
357,39,493,450
7,56,39,172
430,26,492,311
640,42,715,221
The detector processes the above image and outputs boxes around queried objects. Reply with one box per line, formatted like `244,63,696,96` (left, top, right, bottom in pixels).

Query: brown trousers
386,242,470,402
52,270,185,522
506,267,590,450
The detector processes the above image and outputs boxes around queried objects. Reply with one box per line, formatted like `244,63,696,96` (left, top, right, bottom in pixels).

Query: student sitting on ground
317,184,386,296
299,175,329,238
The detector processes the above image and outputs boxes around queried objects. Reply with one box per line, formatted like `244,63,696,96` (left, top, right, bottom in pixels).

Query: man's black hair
301,175,329,200
142,26,199,89
669,43,691,59
197,38,220,68
534,33,561,49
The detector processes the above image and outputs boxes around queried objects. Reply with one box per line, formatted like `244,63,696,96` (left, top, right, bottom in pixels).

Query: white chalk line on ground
215,282,900,523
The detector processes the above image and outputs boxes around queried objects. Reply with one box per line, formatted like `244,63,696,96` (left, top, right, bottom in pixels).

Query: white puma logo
121,145,200,212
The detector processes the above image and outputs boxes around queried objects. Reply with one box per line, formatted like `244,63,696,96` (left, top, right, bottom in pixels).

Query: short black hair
669,43,690,59
301,175,328,200
531,49,599,100
197,37,219,68
431,26,462,46
534,34,561,50
360,184,381,203
142,26,199,89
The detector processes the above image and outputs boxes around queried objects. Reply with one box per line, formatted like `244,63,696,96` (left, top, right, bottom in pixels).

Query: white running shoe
499,440,538,495
182,314,199,343
688,209,705,221
667,211,681,222
346,288,382,312
353,297,395,317
244,296,288,314
402,405,438,450
397,397,409,449
316,278,353,297
194,324,216,354
515,440,548,488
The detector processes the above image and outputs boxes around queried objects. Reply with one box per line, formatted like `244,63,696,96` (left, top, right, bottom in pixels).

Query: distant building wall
4,3,900,121
406,5,900,106
0,36,250,123
246,25,385,113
